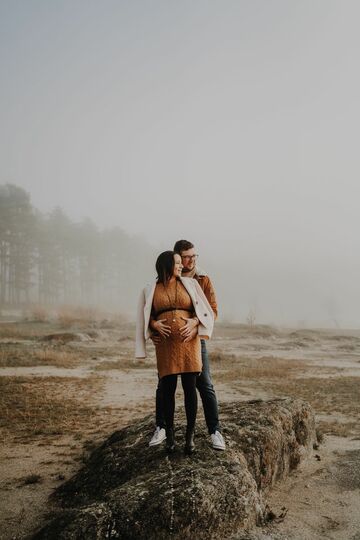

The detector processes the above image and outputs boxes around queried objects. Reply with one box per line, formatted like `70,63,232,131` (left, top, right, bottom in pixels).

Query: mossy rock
33,398,316,539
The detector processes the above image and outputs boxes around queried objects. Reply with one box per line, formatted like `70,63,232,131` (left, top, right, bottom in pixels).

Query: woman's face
173,253,183,278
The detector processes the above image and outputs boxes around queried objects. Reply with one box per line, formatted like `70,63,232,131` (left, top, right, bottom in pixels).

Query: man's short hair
173,239,194,254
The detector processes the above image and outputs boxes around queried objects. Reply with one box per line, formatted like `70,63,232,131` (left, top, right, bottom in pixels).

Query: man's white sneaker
211,430,225,450
149,427,166,447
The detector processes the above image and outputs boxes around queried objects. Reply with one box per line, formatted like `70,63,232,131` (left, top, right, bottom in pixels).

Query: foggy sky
1,1,359,326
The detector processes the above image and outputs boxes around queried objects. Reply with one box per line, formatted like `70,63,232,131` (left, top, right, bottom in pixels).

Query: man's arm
201,276,218,319
179,315,199,339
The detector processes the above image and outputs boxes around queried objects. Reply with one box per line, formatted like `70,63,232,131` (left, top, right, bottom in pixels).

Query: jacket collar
195,266,207,277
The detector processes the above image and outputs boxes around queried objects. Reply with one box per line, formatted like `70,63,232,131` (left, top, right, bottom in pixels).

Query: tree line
0,183,153,314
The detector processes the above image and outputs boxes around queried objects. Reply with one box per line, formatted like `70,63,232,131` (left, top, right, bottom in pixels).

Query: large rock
33,398,316,539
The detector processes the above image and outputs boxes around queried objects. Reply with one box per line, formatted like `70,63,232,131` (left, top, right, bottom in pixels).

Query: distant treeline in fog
0,184,153,314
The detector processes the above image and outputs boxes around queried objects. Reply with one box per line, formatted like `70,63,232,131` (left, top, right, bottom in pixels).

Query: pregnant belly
156,309,194,337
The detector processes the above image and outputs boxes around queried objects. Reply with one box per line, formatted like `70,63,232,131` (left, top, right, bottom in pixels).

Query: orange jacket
194,273,218,319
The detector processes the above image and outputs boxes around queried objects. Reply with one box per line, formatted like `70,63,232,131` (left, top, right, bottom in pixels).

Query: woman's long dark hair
156,251,175,284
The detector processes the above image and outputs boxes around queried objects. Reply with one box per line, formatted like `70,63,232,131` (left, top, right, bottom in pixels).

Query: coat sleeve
135,287,146,358
193,279,214,339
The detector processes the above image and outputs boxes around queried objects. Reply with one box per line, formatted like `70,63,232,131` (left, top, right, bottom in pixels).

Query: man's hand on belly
150,333,162,344
179,317,199,339
181,326,198,343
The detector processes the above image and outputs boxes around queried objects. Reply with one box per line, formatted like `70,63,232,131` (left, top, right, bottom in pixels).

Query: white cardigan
135,277,214,358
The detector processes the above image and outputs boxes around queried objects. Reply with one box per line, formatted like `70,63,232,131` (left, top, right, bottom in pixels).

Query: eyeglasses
181,254,199,261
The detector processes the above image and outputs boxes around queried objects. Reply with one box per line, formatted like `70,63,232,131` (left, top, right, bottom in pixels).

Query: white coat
135,277,214,358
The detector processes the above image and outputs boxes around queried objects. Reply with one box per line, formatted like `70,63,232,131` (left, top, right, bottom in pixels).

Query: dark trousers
161,372,198,431
156,340,221,434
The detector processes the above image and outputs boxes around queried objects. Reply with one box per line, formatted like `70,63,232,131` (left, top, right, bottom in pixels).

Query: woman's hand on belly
151,318,172,338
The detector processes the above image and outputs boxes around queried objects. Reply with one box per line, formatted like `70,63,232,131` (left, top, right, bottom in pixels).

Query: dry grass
210,351,238,364
0,347,37,367
94,358,154,371
0,324,38,339
56,305,127,328
317,420,359,438
0,376,103,442
34,349,82,367
30,305,49,322
269,376,360,417
211,351,360,425
336,344,357,352
258,377,360,437
211,351,360,437
0,318,130,346
211,353,308,380
57,306,99,328
0,321,60,339
0,346,83,368
212,323,280,340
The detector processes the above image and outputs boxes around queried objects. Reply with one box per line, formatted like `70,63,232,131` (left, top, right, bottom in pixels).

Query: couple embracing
136,239,225,455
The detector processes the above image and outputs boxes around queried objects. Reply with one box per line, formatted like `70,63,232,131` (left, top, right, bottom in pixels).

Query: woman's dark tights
161,372,198,431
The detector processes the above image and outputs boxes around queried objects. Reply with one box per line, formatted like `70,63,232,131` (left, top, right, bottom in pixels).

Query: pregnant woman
136,250,214,454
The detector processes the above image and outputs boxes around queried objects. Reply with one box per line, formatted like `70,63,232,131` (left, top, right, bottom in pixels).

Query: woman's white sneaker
149,426,166,446
211,430,225,450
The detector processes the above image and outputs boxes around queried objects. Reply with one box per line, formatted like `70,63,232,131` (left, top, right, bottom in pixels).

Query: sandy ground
1,321,360,539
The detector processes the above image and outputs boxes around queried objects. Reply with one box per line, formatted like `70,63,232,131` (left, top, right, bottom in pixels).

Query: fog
1,1,359,326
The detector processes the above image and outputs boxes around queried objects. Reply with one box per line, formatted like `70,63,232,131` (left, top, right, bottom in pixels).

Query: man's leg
181,372,198,432
197,339,220,434
197,340,225,450
181,372,198,454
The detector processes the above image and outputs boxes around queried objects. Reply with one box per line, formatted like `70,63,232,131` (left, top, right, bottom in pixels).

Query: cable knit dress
152,278,202,378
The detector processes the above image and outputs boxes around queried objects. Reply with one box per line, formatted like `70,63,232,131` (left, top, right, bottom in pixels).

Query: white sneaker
211,430,225,450
149,427,166,447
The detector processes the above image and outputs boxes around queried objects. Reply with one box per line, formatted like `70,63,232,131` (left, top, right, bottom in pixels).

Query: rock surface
33,398,316,540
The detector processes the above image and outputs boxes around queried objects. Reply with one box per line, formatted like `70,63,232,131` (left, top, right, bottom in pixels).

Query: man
149,239,225,451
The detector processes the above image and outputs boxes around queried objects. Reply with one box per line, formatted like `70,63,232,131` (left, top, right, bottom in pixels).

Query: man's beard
181,266,197,278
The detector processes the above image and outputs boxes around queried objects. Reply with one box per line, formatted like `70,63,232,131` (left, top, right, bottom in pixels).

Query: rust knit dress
152,279,202,379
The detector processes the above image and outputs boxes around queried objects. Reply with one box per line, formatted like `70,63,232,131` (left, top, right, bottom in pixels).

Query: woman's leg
155,375,165,429
180,372,198,432
161,374,178,429
162,374,178,452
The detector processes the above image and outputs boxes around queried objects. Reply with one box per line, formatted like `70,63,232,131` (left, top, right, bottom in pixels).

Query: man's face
180,247,197,272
